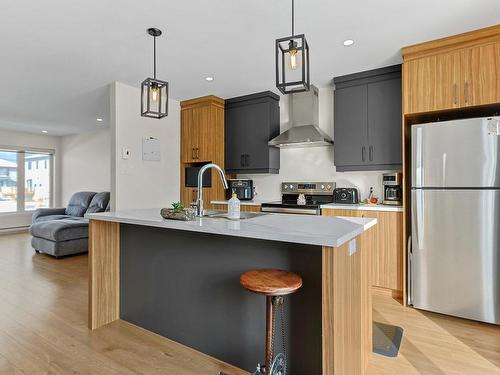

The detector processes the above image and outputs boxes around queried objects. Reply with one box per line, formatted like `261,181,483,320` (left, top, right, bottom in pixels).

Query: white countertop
320,203,403,212
211,200,263,206
86,208,377,248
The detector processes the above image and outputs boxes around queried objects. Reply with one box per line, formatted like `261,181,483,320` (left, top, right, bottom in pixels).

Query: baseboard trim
0,227,29,235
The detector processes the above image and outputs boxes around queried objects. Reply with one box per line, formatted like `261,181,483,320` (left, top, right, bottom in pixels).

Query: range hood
268,85,333,148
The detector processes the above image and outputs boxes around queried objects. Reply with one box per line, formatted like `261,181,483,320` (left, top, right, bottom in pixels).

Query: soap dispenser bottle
227,193,241,220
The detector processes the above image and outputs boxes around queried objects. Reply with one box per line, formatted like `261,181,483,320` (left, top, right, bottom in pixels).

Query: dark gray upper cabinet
333,65,402,171
225,91,280,174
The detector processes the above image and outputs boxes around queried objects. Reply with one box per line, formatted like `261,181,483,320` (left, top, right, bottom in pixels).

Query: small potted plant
160,202,195,221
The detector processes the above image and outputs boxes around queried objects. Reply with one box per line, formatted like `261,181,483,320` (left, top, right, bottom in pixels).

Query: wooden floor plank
0,233,498,375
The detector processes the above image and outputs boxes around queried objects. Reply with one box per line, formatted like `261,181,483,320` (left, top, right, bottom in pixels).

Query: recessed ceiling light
41,130,48,134
205,76,214,82
343,39,354,46
96,118,103,122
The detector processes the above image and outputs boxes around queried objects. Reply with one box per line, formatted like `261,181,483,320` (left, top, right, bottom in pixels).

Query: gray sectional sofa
30,191,110,258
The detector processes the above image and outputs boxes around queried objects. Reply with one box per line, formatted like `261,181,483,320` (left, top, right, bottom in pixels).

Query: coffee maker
382,172,402,205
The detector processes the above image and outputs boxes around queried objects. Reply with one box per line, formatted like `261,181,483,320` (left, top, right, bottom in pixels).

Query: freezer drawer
411,189,500,324
412,117,500,188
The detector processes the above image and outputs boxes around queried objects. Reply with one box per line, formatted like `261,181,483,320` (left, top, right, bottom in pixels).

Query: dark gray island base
120,223,322,374
87,209,376,375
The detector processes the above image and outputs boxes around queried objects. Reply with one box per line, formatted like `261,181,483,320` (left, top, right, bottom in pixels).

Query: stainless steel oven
261,182,335,215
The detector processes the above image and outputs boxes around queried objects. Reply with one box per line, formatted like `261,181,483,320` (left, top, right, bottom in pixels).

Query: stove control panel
281,182,335,195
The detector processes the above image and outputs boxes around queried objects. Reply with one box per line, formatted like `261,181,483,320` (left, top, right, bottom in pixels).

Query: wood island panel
322,236,372,375
88,219,120,330
322,209,373,375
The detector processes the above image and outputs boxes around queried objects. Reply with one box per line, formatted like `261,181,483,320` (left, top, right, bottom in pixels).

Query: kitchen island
86,209,376,375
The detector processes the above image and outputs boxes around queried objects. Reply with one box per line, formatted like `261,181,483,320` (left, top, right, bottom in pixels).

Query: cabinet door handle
362,146,366,162
196,148,200,159
464,81,469,104
369,146,373,162
453,83,458,105
191,148,195,159
241,154,245,167
245,154,250,167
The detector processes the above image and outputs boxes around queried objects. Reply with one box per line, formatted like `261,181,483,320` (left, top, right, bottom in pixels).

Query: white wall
110,82,180,210
0,128,61,229
238,88,396,202
60,128,111,205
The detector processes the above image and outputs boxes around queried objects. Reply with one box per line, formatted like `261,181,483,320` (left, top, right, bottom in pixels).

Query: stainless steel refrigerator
410,116,500,325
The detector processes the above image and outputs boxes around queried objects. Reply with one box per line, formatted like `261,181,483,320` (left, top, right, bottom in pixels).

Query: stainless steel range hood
268,85,333,148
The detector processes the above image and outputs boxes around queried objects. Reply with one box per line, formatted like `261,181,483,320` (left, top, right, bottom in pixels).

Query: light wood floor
0,233,246,375
0,233,499,375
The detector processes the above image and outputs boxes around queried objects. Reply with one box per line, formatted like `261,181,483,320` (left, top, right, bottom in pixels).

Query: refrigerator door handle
413,189,424,251
407,235,413,306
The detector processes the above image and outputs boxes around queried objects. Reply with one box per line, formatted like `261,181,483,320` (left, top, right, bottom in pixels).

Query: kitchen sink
203,210,266,220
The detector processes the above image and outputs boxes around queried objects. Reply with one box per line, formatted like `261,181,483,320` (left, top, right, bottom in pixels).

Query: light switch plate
348,238,357,256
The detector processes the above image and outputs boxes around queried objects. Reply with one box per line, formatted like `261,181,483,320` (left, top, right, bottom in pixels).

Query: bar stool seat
240,269,302,296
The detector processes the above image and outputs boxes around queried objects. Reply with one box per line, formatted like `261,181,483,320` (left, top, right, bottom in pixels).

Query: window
0,149,53,214
0,151,18,213
25,153,52,211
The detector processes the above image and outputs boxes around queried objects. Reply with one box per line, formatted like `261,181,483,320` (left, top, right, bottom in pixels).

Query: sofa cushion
65,192,96,217
30,218,89,242
31,236,88,257
33,214,75,223
86,192,110,214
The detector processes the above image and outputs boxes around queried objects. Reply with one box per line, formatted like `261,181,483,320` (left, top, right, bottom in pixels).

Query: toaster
333,188,359,204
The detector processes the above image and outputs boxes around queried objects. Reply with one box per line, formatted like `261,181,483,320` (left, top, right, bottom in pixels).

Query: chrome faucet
196,163,228,217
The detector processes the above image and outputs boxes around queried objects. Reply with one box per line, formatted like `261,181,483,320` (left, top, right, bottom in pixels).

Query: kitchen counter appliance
261,182,335,215
410,116,500,325
227,179,254,201
383,172,402,205
333,188,359,204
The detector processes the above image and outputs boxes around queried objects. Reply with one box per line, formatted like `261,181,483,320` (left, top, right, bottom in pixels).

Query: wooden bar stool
240,269,302,374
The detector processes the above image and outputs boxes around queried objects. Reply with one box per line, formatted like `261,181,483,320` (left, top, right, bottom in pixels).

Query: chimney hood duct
268,85,333,148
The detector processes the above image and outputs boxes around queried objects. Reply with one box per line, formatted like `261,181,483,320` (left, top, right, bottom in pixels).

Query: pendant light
141,28,169,119
275,0,310,94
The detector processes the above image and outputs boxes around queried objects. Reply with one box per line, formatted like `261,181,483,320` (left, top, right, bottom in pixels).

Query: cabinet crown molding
402,23,500,61
180,95,225,110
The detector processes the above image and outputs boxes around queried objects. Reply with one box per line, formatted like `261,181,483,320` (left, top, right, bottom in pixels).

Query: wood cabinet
462,42,500,107
403,51,461,114
180,96,226,208
181,98,223,163
323,208,403,295
225,91,280,174
402,25,500,114
211,204,261,213
333,65,402,171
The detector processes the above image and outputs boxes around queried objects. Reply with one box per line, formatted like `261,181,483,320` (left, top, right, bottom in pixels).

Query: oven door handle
260,206,320,215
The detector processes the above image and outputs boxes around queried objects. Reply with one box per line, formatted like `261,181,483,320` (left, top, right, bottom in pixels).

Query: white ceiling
1,0,499,135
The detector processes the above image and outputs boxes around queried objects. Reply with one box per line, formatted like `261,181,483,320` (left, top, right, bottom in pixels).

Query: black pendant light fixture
141,28,169,119
275,0,310,94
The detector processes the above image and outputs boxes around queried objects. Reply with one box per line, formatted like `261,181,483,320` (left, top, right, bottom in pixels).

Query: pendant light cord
153,35,157,79
291,0,294,36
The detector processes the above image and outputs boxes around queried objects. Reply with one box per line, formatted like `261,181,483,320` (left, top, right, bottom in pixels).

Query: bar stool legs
265,296,285,373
